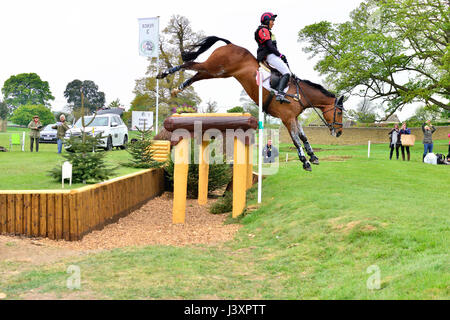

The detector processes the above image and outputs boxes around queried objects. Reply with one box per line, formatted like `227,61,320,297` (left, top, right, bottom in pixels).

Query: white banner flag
138,17,159,57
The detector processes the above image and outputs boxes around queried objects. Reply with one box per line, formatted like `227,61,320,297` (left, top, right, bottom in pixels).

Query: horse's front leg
296,120,319,165
286,121,312,172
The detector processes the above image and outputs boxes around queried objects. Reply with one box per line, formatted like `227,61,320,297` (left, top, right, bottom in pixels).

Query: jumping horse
157,36,345,171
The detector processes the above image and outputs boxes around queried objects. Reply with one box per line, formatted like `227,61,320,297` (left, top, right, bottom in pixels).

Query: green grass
0,136,449,299
0,127,144,190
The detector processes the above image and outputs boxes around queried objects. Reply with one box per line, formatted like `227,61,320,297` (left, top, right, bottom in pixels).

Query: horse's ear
338,96,344,105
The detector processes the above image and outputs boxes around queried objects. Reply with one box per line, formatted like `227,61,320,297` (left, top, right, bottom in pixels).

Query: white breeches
266,54,291,75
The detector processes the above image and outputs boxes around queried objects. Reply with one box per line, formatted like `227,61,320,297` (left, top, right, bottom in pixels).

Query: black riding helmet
260,12,277,26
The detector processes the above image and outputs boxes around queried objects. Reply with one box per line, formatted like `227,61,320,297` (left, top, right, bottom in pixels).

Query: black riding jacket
254,25,282,62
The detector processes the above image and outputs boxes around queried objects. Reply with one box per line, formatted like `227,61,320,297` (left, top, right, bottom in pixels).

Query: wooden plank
55,193,63,240
23,194,31,236
0,194,7,234
7,194,15,234
47,193,55,240
15,194,23,235
39,193,47,237
31,194,40,237
63,194,70,241
76,192,82,239
69,193,77,241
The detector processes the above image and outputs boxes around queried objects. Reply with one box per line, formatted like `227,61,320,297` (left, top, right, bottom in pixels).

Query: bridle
293,77,345,135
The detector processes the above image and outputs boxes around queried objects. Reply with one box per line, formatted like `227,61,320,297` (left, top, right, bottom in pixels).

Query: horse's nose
336,130,342,138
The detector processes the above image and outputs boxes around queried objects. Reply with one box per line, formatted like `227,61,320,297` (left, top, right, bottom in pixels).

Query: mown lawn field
0,132,449,300
0,127,143,190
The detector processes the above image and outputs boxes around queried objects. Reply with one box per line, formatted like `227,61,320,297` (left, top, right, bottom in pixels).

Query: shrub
48,135,116,184
227,106,245,113
164,141,232,198
123,129,163,169
209,192,233,214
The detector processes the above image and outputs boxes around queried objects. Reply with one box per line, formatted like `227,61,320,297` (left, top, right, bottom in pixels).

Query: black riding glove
280,54,288,64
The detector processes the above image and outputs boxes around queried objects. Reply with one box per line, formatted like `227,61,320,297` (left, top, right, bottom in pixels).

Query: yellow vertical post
173,138,190,224
232,136,247,218
246,142,253,190
198,140,210,205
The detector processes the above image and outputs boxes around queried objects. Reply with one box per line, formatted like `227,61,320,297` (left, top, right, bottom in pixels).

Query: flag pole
155,16,160,134
258,67,263,204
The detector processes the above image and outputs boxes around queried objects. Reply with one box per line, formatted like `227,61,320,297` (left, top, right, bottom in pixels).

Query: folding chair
9,133,24,151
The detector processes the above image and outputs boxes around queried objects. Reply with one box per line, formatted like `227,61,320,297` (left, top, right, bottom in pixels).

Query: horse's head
322,96,345,137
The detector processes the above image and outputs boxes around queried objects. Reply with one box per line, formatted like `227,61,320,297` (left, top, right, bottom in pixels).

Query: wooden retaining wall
0,168,165,241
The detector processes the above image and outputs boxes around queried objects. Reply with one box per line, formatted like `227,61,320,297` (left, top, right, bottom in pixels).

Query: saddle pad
257,65,289,94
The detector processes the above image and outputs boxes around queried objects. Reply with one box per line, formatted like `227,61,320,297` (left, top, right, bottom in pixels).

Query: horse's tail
181,36,232,62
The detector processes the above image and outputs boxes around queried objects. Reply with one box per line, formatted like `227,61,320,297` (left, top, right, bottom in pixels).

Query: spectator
422,120,436,162
447,133,450,161
52,115,70,154
27,115,43,152
399,122,412,161
388,123,401,160
262,139,279,163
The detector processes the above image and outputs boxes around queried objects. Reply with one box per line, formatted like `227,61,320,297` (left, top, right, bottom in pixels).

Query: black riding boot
275,74,291,104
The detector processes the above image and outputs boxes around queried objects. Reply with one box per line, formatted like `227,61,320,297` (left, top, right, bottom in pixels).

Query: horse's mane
299,79,336,98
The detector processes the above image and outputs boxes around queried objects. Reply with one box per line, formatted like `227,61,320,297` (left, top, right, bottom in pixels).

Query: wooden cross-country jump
163,113,258,224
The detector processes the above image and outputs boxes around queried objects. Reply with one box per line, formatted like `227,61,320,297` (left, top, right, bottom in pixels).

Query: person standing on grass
422,120,436,162
399,122,411,161
27,115,43,152
388,123,401,160
447,133,450,161
52,114,70,154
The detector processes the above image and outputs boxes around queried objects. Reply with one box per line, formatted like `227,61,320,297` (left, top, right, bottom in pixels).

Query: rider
255,12,291,104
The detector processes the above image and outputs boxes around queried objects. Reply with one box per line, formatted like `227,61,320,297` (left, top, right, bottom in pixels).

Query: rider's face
269,20,274,29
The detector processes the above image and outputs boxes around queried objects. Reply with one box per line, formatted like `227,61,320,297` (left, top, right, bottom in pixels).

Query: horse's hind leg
286,119,312,171
171,71,215,96
156,61,199,79
296,120,319,165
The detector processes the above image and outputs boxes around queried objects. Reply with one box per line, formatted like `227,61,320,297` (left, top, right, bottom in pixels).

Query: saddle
259,62,283,90
258,62,302,112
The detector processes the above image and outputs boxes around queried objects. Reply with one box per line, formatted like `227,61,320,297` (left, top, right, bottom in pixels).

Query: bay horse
157,36,345,171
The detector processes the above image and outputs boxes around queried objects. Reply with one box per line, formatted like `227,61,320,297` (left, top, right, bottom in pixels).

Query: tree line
1,1,448,130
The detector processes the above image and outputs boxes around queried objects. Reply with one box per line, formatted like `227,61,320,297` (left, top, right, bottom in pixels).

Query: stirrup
276,93,290,104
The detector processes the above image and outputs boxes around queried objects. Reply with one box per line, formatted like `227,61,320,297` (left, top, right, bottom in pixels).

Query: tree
48,134,116,184
10,104,55,126
298,0,450,120
2,73,54,109
131,15,204,125
239,90,259,119
123,128,162,169
346,99,379,123
0,100,8,120
203,100,218,113
408,105,442,122
227,106,245,113
64,80,105,114
108,99,123,109
0,100,8,132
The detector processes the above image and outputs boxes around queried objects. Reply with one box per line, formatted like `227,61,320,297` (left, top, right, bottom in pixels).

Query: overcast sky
0,0,414,120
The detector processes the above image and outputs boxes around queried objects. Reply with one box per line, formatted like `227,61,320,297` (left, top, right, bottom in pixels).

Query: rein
289,76,344,133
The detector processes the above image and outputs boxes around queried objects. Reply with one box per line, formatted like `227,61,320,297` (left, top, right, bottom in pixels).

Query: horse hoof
303,162,312,172
310,157,320,165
